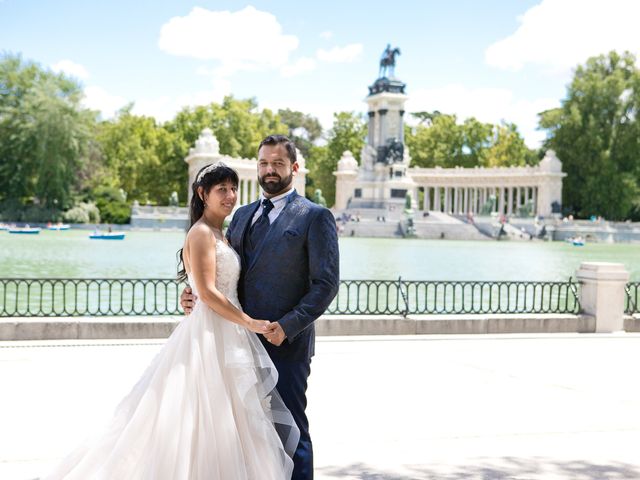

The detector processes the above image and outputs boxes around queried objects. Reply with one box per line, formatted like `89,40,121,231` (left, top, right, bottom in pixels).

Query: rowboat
89,232,125,240
8,227,41,235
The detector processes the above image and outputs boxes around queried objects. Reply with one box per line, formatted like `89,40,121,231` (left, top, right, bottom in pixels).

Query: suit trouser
272,356,313,480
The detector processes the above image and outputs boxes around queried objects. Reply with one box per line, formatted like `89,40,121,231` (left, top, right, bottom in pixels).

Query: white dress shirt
250,188,296,226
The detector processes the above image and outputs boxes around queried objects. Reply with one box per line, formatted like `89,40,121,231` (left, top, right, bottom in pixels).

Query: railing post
398,276,409,317
576,262,630,333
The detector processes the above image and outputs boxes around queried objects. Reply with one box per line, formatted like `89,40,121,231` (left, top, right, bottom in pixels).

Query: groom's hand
264,322,286,346
180,287,198,315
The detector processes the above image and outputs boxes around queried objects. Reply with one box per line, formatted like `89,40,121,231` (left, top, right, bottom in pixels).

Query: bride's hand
247,319,271,334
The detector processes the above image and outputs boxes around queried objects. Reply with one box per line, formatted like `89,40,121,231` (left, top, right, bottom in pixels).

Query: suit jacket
226,190,340,361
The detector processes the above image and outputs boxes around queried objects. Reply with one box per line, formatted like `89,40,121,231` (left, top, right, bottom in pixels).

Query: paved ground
1,333,640,479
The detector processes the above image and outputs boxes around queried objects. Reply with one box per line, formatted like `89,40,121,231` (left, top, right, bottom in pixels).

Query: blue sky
2,0,639,148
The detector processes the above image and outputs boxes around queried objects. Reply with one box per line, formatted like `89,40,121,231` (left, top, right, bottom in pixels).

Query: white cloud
82,86,127,118
319,30,333,40
280,57,317,77
317,43,363,63
158,6,298,75
486,0,640,73
82,76,230,123
407,84,559,148
51,60,89,80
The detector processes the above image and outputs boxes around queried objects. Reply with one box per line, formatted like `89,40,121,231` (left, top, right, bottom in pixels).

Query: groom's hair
258,135,297,164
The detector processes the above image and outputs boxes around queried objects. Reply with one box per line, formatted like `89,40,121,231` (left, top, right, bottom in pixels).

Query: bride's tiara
196,161,228,183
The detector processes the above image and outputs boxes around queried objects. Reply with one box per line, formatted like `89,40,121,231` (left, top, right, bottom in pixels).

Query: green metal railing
330,278,581,315
626,282,639,315
0,277,581,317
0,279,184,317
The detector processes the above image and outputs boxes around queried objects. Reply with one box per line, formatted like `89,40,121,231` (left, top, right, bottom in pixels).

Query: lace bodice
188,238,241,308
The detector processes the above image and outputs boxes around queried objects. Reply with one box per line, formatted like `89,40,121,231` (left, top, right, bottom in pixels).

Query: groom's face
257,143,299,197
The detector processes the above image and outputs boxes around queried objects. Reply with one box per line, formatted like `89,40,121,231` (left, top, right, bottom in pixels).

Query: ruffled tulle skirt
43,301,299,480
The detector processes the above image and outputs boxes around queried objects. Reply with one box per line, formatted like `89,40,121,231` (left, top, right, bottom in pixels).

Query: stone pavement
1,333,640,479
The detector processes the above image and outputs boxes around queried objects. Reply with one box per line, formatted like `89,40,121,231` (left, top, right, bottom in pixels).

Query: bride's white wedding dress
44,239,299,480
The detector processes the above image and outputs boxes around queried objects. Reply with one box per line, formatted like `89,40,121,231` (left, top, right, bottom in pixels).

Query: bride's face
203,180,237,216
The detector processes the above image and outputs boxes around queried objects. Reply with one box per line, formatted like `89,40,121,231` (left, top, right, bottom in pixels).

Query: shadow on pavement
317,458,640,479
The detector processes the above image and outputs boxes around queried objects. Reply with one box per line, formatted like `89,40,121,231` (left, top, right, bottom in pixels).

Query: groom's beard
259,172,293,195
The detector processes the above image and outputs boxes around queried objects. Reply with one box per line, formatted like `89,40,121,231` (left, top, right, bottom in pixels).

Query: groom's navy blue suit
226,190,339,480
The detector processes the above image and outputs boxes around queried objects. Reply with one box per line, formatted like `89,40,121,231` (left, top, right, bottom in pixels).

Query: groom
181,134,340,479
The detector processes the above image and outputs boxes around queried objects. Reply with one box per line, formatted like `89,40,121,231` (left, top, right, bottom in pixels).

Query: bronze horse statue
379,44,401,78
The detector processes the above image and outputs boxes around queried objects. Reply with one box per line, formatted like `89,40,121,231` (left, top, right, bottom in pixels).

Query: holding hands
180,287,285,345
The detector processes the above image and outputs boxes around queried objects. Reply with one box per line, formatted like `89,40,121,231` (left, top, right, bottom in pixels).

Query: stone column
444,187,450,213
241,179,249,205
507,188,513,215
434,186,441,212
424,187,430,211
532,187,537,215
576,262,630,333
378,109,388,145
367,111,376,146
471,188,478,215
250,180,257,203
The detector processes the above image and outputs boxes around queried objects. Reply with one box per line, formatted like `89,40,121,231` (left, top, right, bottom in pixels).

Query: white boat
48,223,70,231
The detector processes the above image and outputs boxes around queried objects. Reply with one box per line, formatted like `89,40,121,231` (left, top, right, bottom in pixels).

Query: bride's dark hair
177,163,239,283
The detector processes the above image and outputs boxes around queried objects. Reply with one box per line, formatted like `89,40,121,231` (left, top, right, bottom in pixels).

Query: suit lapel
246,191,299,273
237,201,261,270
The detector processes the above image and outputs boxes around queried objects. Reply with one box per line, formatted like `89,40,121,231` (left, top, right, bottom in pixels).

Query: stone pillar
241,179,249,205
251,180,257,203
424,187,430,211
434,187,441,211
532,187,537,214
378,109,388,144
471,188,478,215
576,262,630,333
497,188,504,214
507,188,513,215
367,111,376,146
444,187,450,213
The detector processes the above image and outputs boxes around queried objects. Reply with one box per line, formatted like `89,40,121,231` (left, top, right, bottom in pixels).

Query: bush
63,202,101,224
91,186,131,224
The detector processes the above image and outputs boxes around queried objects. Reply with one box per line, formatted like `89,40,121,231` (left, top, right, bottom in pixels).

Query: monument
335,44,417,218
334,45,566,223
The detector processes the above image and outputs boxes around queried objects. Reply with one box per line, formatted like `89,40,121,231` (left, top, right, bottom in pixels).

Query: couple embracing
44,135,340,480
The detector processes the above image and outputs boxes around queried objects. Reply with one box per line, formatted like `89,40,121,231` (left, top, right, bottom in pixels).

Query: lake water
1,229,639,281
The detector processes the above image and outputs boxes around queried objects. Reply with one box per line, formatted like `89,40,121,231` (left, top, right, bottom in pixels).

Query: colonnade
236,177,261,206
422,185,539,216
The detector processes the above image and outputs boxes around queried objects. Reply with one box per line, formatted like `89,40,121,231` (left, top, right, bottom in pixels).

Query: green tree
306,112,365,206
406,112,535,169
481,122,532,167
539,51,640,220
97,107,181,205
277,108,323,158
405,113,464,167
0,54,96,219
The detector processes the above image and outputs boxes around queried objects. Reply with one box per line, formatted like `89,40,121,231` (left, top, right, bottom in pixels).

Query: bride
44,163,299,479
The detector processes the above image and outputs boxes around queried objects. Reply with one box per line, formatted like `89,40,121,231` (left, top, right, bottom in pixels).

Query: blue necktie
249,199,274,249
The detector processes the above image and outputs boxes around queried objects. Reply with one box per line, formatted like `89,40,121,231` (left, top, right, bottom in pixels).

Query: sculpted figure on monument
378,44,401,78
